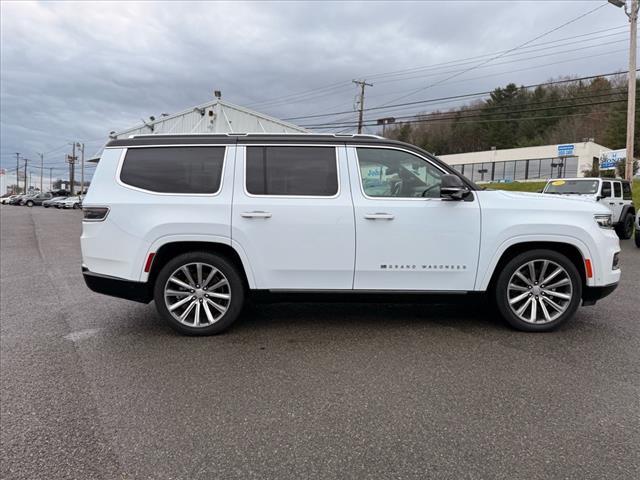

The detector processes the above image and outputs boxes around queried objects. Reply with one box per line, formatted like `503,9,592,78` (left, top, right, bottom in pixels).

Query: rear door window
613,182,622,198
120,147,225,194
601,181,612,197
245,146,338,196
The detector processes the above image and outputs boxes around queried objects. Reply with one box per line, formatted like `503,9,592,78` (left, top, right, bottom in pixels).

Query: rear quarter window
120,147,225,194
622,182,632,200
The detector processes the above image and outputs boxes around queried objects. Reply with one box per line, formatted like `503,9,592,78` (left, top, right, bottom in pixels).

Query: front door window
357,148,443,199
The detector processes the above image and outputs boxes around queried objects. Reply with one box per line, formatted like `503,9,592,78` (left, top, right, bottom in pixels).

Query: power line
286,70,631,122
251,24,625,112
374,1,609,108
305,98,626,130
362,26,627,81
296,49,628,126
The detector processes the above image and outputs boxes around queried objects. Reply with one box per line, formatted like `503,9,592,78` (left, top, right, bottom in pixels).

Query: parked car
542,178,636,239
635,211,640,248
82,133,621,335
58,196,81,209
43,196,67,208
1,195,19,205
22,192,53,207
9,195,26,205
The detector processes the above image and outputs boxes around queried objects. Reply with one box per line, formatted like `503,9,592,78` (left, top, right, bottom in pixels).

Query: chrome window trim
115,146,228,197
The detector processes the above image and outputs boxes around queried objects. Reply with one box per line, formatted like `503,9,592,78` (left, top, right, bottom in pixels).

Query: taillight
82,207,109,222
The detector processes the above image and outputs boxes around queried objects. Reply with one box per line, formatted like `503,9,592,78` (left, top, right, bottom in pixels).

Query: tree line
385,74,639,162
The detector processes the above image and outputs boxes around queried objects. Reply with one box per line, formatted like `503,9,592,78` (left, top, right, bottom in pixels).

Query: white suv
81,134,621,335
543,177,636,239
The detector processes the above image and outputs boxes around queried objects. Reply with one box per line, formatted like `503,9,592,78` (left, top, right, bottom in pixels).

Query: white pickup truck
81,134,621,335
543,177,636,239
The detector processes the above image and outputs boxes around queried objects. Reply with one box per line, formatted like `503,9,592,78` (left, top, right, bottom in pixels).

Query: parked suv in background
543,178,635,239
82,134,621,335
22,192,53,207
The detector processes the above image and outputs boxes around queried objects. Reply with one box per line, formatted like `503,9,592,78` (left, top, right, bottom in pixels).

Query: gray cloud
0,0,627,187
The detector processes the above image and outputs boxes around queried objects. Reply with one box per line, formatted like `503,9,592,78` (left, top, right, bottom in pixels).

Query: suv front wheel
495,249,582,332
153,252,245,335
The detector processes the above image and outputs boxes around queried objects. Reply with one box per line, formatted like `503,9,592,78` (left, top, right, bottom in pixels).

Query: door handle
364,213,395,220
240,211,272,219
609,202,615,205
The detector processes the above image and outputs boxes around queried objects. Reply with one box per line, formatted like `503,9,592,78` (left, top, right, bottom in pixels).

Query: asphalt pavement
1,205,639,480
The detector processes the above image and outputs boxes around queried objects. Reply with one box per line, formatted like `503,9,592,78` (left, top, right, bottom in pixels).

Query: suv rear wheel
615,213,635,240
495,249,582,332
153,252,245,335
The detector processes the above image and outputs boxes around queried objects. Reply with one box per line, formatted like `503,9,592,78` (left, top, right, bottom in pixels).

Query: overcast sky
0,0,631,187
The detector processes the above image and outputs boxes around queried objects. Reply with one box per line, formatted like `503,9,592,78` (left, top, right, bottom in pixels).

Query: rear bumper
82,267,152,303
582,283,618,306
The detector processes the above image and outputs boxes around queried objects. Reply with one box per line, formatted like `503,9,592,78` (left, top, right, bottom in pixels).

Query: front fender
476,234,594,290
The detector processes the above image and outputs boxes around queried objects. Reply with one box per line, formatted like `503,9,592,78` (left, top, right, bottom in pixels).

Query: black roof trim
104,134,478,190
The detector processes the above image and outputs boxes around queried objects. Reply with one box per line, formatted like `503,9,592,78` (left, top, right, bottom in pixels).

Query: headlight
594,214,612,229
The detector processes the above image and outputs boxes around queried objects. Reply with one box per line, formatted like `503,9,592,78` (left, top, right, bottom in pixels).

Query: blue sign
557,144,574,156
600,149,625,171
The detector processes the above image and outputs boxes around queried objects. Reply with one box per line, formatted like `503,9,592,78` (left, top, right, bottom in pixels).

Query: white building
111,98,308,139
438,141,612,183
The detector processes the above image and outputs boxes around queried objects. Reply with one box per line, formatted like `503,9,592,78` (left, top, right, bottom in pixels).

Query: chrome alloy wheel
507,259,573,324
164,262,231,328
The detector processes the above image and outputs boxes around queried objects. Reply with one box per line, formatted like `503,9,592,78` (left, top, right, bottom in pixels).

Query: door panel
348,146,481,291
231,145,355,290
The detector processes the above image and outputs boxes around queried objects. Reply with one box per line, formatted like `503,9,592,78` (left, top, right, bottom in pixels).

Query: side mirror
440,174,470,201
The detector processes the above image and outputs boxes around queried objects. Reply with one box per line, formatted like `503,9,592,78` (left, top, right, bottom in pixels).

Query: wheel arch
145,240,255,290
620,204,636,220
483,240,588,294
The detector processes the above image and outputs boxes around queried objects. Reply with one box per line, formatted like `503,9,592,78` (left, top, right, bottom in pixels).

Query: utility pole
49,167,53,191
77,142,85,198
609,0,639,180
15,153,20,194
353,79,373,134
23,158,28,193
626,0,638,181
68,143,76,195
39,152,44,192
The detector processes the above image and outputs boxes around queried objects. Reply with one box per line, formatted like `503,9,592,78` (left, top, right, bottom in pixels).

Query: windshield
544,179,599,195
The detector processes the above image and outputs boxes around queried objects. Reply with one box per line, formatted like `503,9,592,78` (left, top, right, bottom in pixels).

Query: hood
480,189,609,213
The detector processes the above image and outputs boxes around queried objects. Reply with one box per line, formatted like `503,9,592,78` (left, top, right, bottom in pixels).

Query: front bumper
582,283,618,306
82,267,152,303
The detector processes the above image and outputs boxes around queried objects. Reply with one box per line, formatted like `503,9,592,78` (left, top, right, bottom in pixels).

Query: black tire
153,251,245,336
494,249,582,332
635,229,640,248
72,203,79,210
26,200,34,207
43,205,49,208
615,213,634,240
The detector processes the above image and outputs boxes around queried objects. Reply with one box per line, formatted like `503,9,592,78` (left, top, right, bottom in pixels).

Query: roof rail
127,132,386,139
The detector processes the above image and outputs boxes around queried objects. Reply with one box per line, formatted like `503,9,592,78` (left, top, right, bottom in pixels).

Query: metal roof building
111,99,308,139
